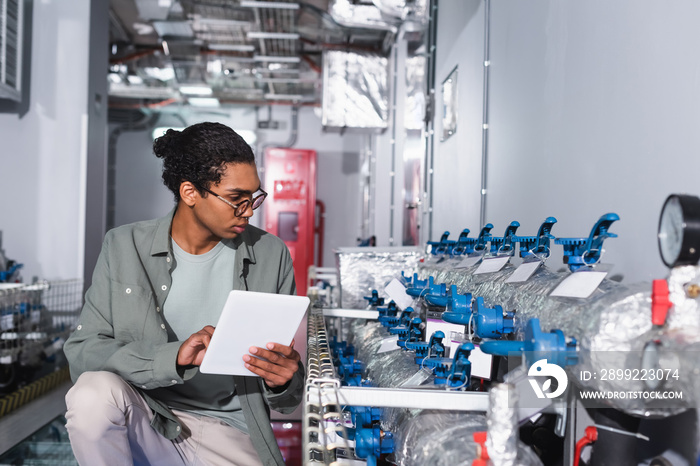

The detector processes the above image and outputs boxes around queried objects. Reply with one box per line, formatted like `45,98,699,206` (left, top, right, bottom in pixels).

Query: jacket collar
150,207,257,265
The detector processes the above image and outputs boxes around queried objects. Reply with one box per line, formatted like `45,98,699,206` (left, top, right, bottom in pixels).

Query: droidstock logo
528,359,568,399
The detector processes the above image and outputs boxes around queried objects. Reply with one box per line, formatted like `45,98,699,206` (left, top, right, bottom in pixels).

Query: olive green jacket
64,209,304,466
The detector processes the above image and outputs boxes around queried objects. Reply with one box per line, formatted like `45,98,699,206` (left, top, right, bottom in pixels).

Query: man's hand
177,325,215,367
243,340,301,388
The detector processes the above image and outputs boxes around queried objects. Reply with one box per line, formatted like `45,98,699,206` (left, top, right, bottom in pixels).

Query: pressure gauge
658,194,700,268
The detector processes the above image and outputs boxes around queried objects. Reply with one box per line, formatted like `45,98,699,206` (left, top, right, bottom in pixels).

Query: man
63,122,304,465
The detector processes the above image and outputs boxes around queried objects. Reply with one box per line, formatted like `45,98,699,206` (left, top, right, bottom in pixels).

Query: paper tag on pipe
550,271,607,298
505,260,542,283
474,256,510,274
377,335,400,353
385,278,414,310
455,255,482,269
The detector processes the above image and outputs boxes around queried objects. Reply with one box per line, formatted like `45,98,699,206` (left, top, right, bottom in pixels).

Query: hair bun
153,129,182,159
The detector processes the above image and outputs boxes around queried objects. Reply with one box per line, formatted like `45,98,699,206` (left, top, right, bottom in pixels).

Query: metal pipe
479,0,491,227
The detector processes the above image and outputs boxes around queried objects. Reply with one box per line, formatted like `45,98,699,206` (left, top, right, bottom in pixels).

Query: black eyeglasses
199,186,268,217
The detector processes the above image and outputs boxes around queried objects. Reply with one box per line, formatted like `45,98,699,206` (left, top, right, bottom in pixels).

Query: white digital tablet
199,290,310,376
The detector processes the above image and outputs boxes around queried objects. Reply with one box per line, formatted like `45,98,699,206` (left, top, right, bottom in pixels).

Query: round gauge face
658,196,684,267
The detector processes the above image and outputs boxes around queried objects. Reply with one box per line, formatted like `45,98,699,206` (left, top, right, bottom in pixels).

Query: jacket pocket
110,281,153,341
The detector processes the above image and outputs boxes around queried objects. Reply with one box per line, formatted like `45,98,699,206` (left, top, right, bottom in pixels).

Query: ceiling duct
321,50,388,132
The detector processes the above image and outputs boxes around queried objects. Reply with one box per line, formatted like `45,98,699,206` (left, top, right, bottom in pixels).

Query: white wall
0,1,91,281
431,0,700,283
112,105,364,269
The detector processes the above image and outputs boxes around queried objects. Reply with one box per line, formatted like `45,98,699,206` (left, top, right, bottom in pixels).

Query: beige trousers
65,371,263,466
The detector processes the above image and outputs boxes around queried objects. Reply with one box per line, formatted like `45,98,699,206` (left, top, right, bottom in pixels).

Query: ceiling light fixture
264,94,304,101
187,97,221,107
254,55,300,63
208,44,256,52
247,32,300,40
239,1,300,10
179,85,213,96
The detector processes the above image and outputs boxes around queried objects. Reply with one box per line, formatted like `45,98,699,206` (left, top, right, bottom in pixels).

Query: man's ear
180,181,199,207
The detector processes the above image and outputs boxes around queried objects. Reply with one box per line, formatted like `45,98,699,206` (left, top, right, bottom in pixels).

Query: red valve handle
573,426,598,466
651,279,672,326
471,431,489,466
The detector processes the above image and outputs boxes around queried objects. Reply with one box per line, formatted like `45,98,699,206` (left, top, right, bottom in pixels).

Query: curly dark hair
153,122,256,201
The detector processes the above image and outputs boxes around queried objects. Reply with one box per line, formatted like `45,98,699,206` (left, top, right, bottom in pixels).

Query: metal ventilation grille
0,0,22,100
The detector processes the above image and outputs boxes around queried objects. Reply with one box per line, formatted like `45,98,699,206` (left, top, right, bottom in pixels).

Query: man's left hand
243,340,301,388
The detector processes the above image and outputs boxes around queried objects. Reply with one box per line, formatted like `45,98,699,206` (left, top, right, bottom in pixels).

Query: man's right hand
177,325,215,367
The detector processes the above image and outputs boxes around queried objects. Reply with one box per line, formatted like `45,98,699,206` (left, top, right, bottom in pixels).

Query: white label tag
550,271,607,298
474,256,510,274
506,260,543,283
455,255,483,269
377,336,400,353
385,278,414,310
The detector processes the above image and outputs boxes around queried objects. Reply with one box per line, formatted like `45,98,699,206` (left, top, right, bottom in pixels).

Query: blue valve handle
363,290,385,307
377,301,399,318
452,229,477,256
407,331,446,364
406,275,430,297
489,221,521,256
401,271,413,286
427,231,456,255
447,342,475,388
423,342,475,387
473,224,494,254
392,317,424,348
0,263,23,282
473,297,515,339
516,216,558,258
385,308,413,329
355,425,394,465
442,286,473,324
555,213,620,272
479,318,578,368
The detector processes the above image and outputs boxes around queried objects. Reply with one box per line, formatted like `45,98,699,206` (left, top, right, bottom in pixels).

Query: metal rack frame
303,307,491,465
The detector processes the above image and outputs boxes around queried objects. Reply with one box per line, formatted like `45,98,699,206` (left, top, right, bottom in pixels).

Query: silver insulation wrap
418,258,700,417
322,51,389,132
335,247,422,309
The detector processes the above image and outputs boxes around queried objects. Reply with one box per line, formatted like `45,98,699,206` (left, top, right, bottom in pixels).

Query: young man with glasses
63,122,303,465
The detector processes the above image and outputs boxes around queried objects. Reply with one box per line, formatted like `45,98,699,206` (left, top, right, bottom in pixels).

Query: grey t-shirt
151,238,248,433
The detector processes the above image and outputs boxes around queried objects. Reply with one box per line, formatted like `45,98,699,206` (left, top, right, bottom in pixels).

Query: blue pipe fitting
423,342,475,387
516,217,558,259
479,318,578,368
330,336,354,362
406,275,430,297
350,406,382,429
442,286,474,325
473,224,494,254
452,229,477,256
407,331,446,364
385,308,413,330
489,221,521,256
355,425,394,466
423,277,449,307
377,301,399,327
363,290,385,307
337,357,364,386
0,263,23,282
473,297,515,339
391,317,423,349
554,213,620,272
427,231,456,255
